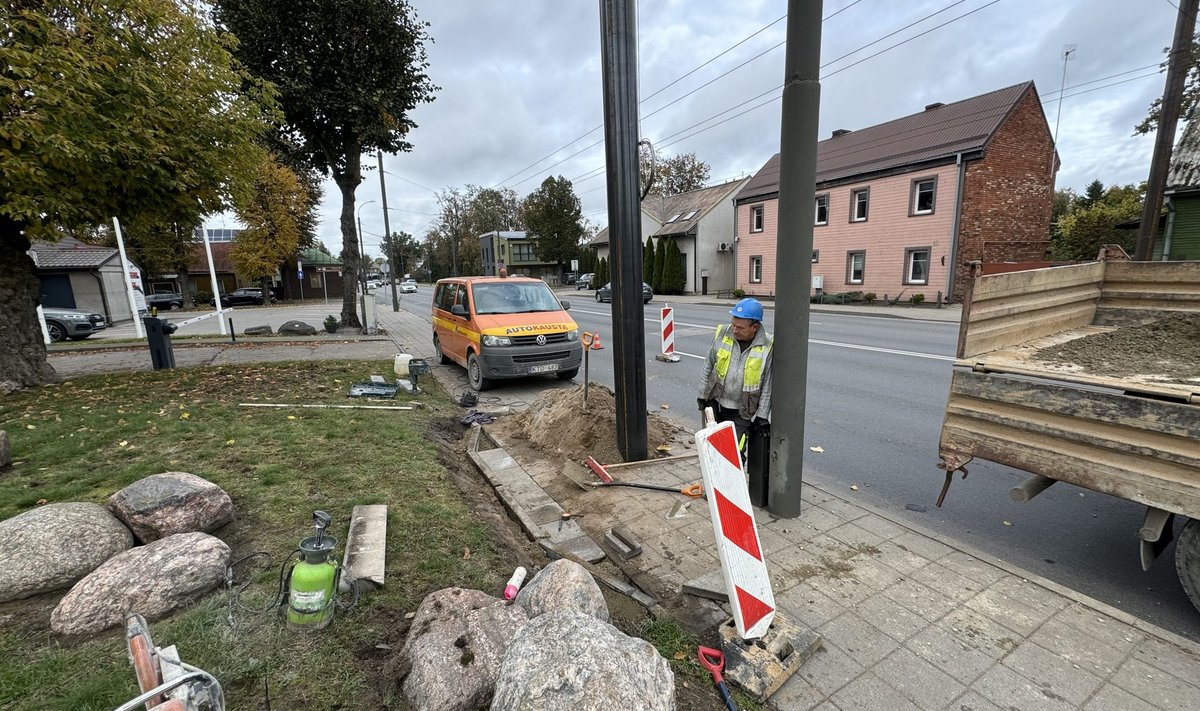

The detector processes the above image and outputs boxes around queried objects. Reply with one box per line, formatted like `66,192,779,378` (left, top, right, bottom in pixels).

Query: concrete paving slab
872,645,966,709
1001,640,1106,706
341,504,387,589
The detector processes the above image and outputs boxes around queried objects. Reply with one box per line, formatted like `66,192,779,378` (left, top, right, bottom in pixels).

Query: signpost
696,411,776,639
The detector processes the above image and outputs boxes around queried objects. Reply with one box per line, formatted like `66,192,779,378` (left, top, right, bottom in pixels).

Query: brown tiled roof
736,82,1035,203
30,236,119,269
589,178,748,245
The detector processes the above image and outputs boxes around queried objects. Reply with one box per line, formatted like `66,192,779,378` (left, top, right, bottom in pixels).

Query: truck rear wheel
1177,518,1200,614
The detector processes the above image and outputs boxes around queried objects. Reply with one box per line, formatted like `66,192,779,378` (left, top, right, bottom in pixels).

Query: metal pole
110,217,146,338
379,151,400,312
583,342,590,410
357,214,368,329
199,225,228,336
1136,0,1198,261
769,0,823,519
599,0,647,462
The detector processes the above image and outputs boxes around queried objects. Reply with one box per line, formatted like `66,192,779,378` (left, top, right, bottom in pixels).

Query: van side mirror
559,300,571,310
451,304,468,317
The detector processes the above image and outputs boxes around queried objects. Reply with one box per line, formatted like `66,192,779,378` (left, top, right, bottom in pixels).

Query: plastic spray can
503,567,527,600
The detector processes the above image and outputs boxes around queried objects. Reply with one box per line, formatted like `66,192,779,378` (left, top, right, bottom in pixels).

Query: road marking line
809,339,954,361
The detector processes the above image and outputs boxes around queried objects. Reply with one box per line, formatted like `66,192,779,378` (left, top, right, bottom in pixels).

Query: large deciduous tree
230,154,311,302
638,145,712,197
1134,34,1200,135
214,0,437,328
1,0,270,392
522,176,583,281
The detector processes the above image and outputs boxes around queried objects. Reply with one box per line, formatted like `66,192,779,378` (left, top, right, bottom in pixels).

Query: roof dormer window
667,213,682,222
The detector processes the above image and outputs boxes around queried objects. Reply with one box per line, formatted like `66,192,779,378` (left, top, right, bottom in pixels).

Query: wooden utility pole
1135,0,1198,261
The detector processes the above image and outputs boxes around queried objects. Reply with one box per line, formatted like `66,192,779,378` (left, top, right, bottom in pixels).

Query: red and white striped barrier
696,415,775,639
658,303,680,362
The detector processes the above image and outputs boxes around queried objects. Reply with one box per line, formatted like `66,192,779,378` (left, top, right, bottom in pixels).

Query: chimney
924,102,945,111
831,129,852,138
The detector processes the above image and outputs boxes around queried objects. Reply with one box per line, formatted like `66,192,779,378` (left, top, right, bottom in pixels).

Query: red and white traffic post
657,302,680,362
696,409,776,639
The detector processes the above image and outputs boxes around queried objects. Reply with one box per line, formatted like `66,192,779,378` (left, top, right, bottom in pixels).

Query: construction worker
698,297,773,503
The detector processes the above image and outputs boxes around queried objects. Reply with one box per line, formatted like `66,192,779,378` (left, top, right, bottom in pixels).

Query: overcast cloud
215,0,1181,257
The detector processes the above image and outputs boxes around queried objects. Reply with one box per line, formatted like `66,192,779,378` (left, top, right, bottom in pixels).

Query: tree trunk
177,263,194,308
0,218,58,393
333,165,362,328
259,276,271,305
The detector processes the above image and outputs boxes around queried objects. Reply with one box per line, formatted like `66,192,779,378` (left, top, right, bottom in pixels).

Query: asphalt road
384,284,1200,641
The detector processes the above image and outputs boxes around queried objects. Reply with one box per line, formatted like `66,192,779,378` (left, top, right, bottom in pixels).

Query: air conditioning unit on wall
717,242,731,252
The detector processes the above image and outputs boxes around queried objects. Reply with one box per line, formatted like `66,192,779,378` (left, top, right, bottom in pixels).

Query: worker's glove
697,398,709,411
753,417,770,430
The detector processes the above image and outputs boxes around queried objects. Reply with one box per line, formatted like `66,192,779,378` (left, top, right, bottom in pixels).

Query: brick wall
956,88,1056,299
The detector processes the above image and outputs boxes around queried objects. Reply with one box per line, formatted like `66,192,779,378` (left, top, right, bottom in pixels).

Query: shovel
698,646,738,711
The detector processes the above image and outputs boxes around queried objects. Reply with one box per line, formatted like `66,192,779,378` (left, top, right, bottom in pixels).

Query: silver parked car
42,306,107,342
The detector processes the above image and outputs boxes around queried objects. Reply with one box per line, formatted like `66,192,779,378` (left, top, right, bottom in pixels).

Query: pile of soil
1034,312,1200,381
507,385,680,464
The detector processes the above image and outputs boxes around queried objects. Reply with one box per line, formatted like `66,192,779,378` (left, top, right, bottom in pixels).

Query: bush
732,288,746,299
910,293,925,304
324,314,338,325
863,292,876,303
195,290,212,305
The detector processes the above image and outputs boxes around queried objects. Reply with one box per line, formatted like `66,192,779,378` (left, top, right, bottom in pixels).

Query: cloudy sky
220,0,1184,257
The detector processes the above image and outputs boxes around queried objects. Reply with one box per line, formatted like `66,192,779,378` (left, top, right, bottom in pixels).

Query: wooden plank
960,359,1200,402
948,371,1200,440
939,418,1200,519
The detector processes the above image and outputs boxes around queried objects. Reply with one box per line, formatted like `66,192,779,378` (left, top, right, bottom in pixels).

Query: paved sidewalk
379,299,1200,710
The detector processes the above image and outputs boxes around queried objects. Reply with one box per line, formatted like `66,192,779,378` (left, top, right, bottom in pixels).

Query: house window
667,213,682,223
683,210,698,220
846,251,865,284
812,250,820,264
910,177,936,215
750,205,764,232
905,247,930,285
815,194,829,225
309,273,321,288
511,243,536,261
749,256,763,283
850,189,869,222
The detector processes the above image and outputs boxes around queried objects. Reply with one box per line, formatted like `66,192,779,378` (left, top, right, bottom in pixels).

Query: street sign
696,418,775,639
297,259,304,280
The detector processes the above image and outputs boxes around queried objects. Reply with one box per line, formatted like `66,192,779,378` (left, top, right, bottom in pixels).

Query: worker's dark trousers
712,406,771,508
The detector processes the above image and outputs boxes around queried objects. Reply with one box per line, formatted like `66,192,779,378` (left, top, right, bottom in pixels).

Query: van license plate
529,364,559,373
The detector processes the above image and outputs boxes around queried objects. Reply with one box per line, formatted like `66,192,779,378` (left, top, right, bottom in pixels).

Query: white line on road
571,307,953,361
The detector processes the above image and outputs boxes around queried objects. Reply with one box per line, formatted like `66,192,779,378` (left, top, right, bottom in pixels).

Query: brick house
734,81,1057,302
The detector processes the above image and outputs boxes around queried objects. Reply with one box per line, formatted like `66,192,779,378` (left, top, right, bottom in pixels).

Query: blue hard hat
730,297,764,321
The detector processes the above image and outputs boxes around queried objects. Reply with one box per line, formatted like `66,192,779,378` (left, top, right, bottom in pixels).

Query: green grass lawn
0,361,505,710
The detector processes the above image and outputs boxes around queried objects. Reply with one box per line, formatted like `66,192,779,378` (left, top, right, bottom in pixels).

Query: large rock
515,559,608,622
0,502,133,603
490,611,675,711
244,325,272,336
107,472,234,543
278,320,317,336
400,587,529,711
50,532,229,636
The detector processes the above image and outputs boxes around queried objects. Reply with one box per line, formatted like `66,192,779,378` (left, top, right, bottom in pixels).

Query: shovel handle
697,645,724,681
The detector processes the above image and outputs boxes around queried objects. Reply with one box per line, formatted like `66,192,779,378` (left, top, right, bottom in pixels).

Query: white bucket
394,353,414,377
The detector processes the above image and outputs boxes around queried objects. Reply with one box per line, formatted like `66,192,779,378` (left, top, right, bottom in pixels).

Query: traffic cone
590,332,604,350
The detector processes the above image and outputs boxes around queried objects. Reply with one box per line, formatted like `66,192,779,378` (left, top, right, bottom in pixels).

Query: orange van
432,276,583,391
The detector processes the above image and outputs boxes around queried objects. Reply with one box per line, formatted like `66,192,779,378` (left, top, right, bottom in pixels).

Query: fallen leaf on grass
673,652,686,660
287,415,297,420
656,444,671,453
463,548,471,560
25,425,35,429
809,445,824,453
226,439,236,445
404,612,415,620
180,412,189,419
36,499,47,506
118,440,128,447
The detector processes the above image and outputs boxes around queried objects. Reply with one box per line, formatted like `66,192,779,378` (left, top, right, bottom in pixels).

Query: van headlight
566,330,579,342
482,334,512,347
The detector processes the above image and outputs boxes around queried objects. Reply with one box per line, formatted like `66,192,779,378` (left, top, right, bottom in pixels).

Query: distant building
29,236,142,323
479,231,563,284
735,81,1057,301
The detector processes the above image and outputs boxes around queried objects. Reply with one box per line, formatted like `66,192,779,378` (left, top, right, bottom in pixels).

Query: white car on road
399,280,418,294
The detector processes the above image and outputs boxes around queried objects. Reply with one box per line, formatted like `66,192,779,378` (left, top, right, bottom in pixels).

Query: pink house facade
734,82,1057,302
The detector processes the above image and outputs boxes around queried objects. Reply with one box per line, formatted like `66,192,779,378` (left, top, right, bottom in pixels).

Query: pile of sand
1035,312,1200,381
508,385,680,465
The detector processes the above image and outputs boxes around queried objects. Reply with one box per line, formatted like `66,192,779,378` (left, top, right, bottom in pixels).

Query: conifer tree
653,237,668,292
643,237,656,286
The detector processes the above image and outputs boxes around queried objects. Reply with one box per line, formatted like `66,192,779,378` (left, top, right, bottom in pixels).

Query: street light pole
378,151,400,312
356,199,376,330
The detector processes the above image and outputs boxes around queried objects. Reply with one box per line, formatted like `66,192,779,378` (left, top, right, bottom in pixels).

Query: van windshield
472,282,563,315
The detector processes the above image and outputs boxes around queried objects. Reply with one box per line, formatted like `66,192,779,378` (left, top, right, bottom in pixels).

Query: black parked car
145,292,184,311
595,281,653,304
219,288,276,306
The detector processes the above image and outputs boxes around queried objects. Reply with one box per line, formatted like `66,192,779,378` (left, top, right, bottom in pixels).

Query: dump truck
936,252,1200,613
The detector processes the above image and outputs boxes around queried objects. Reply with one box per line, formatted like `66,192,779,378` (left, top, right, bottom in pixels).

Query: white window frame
749,255,763,283
846,251,865,285
904,247,931,285
910,177,937,216
750,205,764,233
850,188,869,222
815,193,829,225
